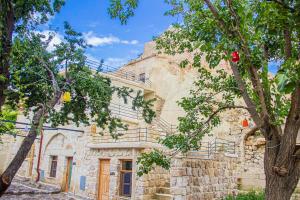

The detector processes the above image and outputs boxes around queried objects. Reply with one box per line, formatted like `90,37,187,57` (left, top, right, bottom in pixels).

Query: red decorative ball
242,118,249,128
231,51,240,62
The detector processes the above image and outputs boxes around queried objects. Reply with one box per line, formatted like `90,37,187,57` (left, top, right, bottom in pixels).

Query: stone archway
42,133,74,191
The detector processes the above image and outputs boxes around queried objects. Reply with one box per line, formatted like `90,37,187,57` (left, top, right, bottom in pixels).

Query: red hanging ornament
242,118,249,128
231,51,240,62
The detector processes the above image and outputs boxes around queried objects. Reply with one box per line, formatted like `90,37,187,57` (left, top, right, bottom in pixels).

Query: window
120,160,132,197
139,73,146,83
49,156,58,178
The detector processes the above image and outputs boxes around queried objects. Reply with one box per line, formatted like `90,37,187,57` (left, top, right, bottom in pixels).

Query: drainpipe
36,129,44,182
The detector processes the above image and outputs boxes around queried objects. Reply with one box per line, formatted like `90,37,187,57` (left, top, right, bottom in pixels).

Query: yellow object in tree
91,124,97,135
63,92,71,102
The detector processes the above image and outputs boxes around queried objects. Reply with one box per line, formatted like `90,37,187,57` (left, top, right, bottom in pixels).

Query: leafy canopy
5,22,155,137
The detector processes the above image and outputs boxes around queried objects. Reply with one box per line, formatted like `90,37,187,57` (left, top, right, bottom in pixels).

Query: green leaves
276,72,291,93
7,22,155,137
108,0,139,25
132,90,156,123
0,106,18,134
137,149,170,177
275,59,300,94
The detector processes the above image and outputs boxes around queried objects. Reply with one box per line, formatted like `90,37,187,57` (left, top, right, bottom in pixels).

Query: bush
224,191,265,200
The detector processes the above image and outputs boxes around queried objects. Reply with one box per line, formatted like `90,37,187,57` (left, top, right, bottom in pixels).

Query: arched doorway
43,133,74,191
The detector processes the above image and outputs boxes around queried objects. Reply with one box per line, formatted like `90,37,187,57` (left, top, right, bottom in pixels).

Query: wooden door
64,157,73,192
98,159,110,200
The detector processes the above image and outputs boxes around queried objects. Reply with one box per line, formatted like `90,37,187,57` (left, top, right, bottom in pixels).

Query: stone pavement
1,176,89,200
3,193,79,200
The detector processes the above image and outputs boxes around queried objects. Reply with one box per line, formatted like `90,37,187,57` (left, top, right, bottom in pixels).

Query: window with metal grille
49,156,58,178
120,160,132,197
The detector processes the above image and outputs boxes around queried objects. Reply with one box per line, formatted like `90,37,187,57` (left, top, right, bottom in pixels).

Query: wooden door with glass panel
120,160,133,198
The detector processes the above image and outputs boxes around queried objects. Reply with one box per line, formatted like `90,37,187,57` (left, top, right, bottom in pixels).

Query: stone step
157,187,170,194
155,193,173,200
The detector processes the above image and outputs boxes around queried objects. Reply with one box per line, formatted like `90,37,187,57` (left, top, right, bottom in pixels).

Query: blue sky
42,0,175,67
39,1,279,73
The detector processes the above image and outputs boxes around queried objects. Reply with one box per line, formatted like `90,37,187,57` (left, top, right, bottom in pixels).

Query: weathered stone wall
170,154,239,200
79,148,134,199
239,136,266,190
0,135,15,174
135,166,170,200
240,136,300,199
79,148,170,200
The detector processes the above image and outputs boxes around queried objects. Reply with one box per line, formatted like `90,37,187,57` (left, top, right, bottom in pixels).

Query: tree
0,0,65,110
109,1,300,199
0,22,155,196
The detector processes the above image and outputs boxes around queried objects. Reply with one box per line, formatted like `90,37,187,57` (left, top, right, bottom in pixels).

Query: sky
39,0,279,73
41,0,176,68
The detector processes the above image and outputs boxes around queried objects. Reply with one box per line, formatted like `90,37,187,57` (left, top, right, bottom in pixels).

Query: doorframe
97,159,111,200
64,156,73,192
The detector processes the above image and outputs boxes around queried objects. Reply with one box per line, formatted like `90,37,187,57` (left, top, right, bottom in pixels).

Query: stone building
2,41,203,200
3,40,297,200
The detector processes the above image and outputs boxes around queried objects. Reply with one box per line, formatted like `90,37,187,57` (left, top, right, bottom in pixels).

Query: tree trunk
264,135,300,200
0,0,14,109
0,107,45,197
265,174,298,200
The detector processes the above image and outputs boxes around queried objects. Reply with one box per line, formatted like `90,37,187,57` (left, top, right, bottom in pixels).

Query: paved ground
1,176,89,200
3,193,78,200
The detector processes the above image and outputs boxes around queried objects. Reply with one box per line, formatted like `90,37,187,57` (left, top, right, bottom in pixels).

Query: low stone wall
170,154,238,200
135,166,170,200
240,137,265,190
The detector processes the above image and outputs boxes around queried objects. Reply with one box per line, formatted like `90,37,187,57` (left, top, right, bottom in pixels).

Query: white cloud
35,30,63,51
83,31,139,47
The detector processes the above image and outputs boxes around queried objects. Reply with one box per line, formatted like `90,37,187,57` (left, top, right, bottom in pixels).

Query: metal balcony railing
188,138,237,159
153,117,177,135
109,102,142,120
93,127,167,143
86,59,152,87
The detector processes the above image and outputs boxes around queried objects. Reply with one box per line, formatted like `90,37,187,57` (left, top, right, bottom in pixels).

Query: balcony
88,127,167,149
109,102,142,123
86,59,152,87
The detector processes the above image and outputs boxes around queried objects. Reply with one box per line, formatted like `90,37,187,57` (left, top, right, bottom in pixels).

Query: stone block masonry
170,153,239,200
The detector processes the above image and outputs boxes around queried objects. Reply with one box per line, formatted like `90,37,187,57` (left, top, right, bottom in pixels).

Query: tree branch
39,59,62,108
284,27,292,59
224,0,270,120
274,86,300,175
244,125,261,141
204,105,251,125
229,62,261,125
203,0,234,37
203,0,265,127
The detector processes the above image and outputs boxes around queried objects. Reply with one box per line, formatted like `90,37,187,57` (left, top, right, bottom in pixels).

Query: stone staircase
153,182,172,200
151,117,176,136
